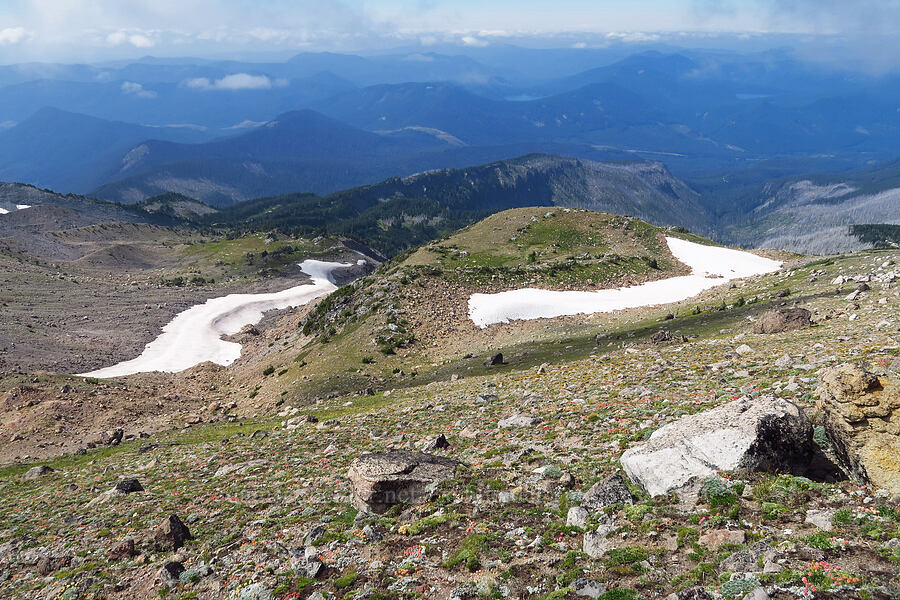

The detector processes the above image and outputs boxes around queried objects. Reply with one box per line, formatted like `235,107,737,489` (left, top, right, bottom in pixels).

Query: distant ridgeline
200,154,707,256
850,224,900,248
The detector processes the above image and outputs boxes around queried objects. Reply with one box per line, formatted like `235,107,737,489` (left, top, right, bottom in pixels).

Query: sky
0,0,899,62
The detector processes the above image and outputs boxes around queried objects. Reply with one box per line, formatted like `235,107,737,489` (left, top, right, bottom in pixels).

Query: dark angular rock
484,353,504,366
161,561,185,585
153,514,192,552
115,479,144,494
100,428,124,446
422,434,450,452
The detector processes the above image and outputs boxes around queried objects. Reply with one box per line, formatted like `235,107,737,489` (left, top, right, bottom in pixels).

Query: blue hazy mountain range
2,46,900,217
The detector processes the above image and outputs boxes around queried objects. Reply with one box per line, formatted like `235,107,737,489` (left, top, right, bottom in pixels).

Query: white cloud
605,32,662,43
0,121,17,130
460,35,488,47
106,30,155,48
0,27,28,45
222,119,268,131
121,81,157,98
185,73,284,91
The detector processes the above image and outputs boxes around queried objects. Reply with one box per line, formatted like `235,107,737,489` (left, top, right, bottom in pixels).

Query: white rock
805,509,835,531
567,506,590,528
735,344,753,356
620,395,813,497
498,414,541,428
583,522,616,558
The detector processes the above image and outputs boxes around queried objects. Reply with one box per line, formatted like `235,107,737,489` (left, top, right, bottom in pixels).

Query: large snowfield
467,237,782,328
80,260,352,378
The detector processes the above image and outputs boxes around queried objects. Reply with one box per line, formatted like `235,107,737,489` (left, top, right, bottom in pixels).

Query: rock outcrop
817,364,900,494
348,450,460,514
753,308,813,334
620,395,814,496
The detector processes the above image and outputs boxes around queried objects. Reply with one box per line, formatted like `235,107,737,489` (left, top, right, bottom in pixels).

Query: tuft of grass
444,534,490,572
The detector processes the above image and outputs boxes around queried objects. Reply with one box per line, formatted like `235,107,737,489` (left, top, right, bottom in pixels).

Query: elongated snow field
468,237,782,327
80,260,353,378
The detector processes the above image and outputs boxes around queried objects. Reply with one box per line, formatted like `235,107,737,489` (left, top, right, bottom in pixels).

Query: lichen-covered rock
753,308,813,334
620,395,814,496
581,474,633,510
817,364,900,494
348,450,460,514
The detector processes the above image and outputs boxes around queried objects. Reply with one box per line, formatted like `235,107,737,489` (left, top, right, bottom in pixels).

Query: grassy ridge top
403,207,685,288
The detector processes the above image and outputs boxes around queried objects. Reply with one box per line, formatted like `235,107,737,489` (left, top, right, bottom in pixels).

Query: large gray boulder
348,450,460,514
620,395,814,496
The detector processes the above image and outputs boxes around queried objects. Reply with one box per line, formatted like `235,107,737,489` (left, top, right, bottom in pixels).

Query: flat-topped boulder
817,364,900,494
620,395,814,496
348,450,461,514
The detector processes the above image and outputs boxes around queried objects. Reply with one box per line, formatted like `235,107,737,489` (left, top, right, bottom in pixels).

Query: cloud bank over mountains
0,0,899,67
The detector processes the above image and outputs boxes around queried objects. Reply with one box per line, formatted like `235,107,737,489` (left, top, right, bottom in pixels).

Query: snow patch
80,260,351,378
468,237,781,327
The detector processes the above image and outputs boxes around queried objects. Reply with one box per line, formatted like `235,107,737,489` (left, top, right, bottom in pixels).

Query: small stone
107,539,136,561
735,344,753,356
567,507,589,527
499,489,519,503
805,509,835,531
559,472,576,488
665,588,714,600
572,578,606,598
